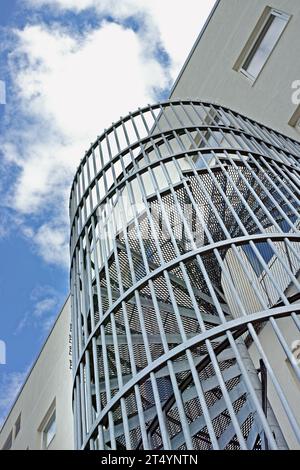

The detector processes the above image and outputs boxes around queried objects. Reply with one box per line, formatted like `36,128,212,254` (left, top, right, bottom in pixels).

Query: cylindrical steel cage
69,101,300,450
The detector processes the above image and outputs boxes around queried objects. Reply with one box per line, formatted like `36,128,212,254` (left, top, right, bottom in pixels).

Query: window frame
289,104,300,131
38,399,56,450
239,8,290,83
2,431,13,450
14,413,21,439
285,349,300,393
42,409,56,449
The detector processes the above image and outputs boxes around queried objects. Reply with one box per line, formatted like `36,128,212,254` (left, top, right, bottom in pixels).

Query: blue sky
0,0,215,424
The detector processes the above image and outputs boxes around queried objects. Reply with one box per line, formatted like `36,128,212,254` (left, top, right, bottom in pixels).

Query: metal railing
70,101,300,450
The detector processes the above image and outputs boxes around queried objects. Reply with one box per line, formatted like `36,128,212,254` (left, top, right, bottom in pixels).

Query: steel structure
69,101,300,450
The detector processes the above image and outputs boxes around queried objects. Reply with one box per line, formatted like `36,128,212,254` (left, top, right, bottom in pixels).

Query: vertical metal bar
259,359,269,451
70,102,300,451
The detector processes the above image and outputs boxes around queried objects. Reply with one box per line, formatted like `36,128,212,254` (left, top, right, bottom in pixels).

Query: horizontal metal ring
80,304,300,450
72,233,300,390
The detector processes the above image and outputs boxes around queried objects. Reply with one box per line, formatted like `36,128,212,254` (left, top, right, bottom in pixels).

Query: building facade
170,0,300,141
1,0,300,451
0,298,74,450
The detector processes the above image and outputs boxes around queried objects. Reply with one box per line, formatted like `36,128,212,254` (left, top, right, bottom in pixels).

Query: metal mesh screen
70,101,300,450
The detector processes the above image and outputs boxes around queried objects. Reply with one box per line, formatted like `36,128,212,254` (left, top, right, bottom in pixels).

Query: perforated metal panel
69,101,300,450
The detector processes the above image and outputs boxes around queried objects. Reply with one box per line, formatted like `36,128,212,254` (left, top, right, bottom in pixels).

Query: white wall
0,297,74,450
249,319,300,450
171,0,300,142
222,246,300,449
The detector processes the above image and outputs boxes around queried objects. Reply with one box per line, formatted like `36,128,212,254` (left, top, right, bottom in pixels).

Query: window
14,413,21,438
243,242,274,277
42,410,56,449
38,399,56,449
289,105,300,131
240,9,290,81
2,431,12,450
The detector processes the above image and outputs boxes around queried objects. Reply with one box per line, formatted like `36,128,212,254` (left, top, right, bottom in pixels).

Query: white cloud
2,1,215,267
0,208,24,239
22,221,70,267
0,370,29,426
33,298,57,317
0,80,6,105
26,0,216,78
40,314,57,333
4,21,168,213
15,285,64,335
0,212,10,239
